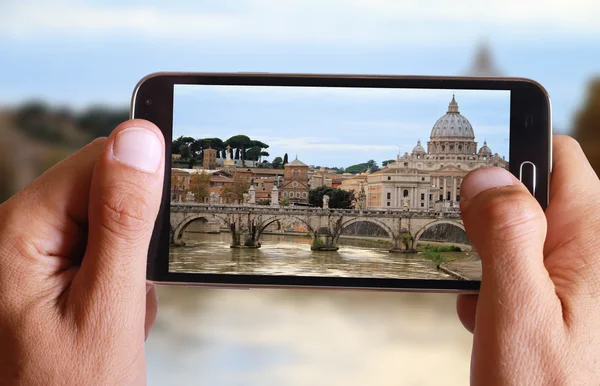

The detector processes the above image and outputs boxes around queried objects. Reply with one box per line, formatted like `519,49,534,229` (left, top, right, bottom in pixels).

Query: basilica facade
364,95,508,211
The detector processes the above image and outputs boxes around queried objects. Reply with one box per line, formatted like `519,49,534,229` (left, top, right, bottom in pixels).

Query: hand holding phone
131,72,551,292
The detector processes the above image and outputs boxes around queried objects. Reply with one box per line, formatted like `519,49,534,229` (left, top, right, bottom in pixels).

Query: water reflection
170,233,461,280
145,286,473,386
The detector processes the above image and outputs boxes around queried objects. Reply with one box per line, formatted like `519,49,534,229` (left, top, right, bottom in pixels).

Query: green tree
573,77,600,176
382,159,395,167
245,146,262,162
203,137,224,153
260,151,270,162
190,139,204,158
366,159,380,172
283,153,289,165
225,135,252,166
179,144,190,159
272,156,283,169
309,186,355,209
345,163,368,174
76,106,129,138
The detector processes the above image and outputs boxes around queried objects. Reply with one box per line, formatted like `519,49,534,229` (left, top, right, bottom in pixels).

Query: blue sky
173,85,510,168
1,0,599,137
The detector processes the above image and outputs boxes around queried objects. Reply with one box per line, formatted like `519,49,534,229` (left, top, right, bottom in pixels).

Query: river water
170,233,456,280
149,233,474,385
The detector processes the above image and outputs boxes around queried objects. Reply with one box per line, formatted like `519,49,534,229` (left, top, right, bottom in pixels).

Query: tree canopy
309,186,355,209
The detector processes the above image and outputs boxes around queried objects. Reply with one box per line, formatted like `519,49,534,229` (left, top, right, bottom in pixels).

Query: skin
0,119,598,384
457,135,600,384
0,120,162,385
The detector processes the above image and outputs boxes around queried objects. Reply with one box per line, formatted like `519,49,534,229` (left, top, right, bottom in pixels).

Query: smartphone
131,72,551,293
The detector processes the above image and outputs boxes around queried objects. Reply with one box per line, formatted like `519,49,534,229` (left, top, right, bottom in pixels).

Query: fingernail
113,128,162,173
460,167,516,202
146,282,153,293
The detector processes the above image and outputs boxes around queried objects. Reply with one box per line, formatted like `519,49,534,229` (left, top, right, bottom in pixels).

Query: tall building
366,94,508,211
203,148,217,169
281,157,310,203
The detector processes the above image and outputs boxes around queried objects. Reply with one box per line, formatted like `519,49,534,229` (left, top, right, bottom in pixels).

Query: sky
1,0,599,134
173,85,510,168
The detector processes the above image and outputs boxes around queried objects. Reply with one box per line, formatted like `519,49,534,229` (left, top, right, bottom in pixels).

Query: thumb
73,120,164,328
459,167,557,329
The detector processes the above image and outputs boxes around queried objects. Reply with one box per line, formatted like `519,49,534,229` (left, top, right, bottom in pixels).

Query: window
293,170,299,179
387,202,390,206
421,177,425,181
403,189,409,197
421,203,424,207
387,176,391,180
297,192,301,198
447,192,451,200
404,162,408,167
283,192,288,197
421,193,425,200
439,195,443,201
429,194,433,201
302,192,307,198
456,195,460,202
386,192,391,199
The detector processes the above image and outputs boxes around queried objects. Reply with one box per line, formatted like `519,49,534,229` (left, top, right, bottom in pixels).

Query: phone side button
519,161,537,196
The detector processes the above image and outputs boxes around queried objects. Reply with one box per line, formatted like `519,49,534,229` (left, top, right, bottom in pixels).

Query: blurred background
1,1,599,385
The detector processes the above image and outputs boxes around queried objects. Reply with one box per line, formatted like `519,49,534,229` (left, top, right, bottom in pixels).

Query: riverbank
439,256,482,280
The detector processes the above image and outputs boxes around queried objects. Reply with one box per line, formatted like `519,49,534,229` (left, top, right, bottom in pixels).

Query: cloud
2,0,599,45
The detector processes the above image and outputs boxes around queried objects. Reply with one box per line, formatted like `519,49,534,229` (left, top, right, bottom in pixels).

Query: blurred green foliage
573,77,600,176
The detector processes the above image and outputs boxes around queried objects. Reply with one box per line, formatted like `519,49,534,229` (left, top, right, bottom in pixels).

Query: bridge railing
170,202,462,219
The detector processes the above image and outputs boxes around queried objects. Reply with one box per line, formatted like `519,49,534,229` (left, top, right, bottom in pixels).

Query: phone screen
169,85,510,282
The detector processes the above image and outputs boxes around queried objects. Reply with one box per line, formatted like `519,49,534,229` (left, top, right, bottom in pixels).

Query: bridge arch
412,219,467,247
334,217,397,244
172,214,229,244
256,215,316,242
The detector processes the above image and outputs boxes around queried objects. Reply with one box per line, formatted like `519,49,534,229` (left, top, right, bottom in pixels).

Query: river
170,232,461,280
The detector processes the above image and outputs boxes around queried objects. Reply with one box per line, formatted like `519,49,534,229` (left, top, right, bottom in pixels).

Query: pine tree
283,153,289,165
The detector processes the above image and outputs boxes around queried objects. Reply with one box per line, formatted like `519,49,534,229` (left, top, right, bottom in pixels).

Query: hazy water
169,233,456,280
148,232,474,385
145,286,473,386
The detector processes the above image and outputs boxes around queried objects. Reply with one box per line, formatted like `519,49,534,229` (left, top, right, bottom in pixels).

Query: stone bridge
170,203,467,252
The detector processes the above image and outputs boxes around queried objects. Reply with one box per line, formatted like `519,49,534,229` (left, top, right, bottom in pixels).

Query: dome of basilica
478,141,492,156
412,140,426,154
430,95,475,139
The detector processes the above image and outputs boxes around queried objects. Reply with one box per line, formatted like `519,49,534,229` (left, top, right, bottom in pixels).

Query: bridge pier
388,232,417,253
311,230,339,251
229,221,261,249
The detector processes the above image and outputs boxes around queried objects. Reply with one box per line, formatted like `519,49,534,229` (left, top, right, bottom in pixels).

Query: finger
0,138,107,302
72,119,164,325
145,282,158,341
456,294,477,334
543,136,600,314
459,167,560,329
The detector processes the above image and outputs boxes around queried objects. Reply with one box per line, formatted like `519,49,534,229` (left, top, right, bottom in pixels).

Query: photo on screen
168,85,510,281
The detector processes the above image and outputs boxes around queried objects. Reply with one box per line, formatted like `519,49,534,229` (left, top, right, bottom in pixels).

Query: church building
281,157,310,203
366,94,508,211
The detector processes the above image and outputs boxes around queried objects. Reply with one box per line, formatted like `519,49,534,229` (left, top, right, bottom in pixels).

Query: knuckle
555,135,584,156
476,189,545,241
97,182,154,240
